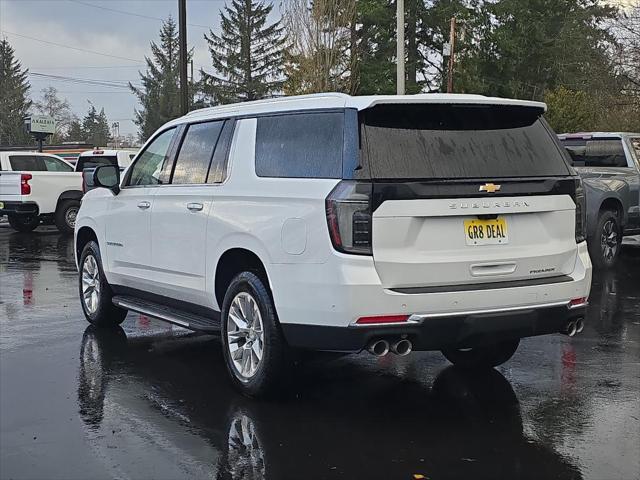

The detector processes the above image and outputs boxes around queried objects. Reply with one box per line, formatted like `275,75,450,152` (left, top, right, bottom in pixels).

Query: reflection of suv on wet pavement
74,93,592,396
558,133,640,269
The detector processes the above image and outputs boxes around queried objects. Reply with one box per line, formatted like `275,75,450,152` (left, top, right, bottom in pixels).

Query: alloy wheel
81,255,101,314
226,292,265,381
600,219,618,261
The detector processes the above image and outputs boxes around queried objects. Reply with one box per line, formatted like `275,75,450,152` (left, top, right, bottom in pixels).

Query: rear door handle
187,202,203,212
137,201,151,210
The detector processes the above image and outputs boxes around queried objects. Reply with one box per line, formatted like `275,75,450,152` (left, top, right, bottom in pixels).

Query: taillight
21,173,32,195
574,178,586,243
326,181,373,255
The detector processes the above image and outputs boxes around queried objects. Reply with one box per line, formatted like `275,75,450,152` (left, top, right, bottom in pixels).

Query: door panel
104,187,154,290
149,186,212,304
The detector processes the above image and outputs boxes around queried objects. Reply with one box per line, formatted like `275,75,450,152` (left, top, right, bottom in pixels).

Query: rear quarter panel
27,172,83,213
577,166,636,236
205,118,339,310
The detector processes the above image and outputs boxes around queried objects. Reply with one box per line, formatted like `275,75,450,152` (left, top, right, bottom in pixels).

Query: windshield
360,104,570,180
75,155,118,171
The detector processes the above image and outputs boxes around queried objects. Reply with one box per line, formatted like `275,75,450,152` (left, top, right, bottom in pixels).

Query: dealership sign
27,116,56,134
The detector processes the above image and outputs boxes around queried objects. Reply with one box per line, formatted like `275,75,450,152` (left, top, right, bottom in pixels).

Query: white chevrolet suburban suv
0,151,83,233
75,93,592,396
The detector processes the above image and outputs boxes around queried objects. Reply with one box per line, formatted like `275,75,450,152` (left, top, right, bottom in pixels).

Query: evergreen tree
0,38,32,146
201,0,285,104
81,104,111,147
130,16,193,140
353,0,397,95
65,116,85,143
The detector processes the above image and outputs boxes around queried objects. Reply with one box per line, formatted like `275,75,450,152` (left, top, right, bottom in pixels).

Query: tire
8,214,40,232
78,240,127,327
441,339,520,369
221,271,290,397
55,199,80,234
588,210,622,269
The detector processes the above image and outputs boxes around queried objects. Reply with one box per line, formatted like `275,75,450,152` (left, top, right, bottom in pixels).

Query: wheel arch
56,190,83,211
76,225,98,268
599,197,625,227
214,248,271,312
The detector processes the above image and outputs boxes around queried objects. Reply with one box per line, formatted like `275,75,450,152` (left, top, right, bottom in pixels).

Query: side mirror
93,165,120,194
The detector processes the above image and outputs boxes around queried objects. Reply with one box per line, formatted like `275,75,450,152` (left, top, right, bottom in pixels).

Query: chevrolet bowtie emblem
479,183,501,193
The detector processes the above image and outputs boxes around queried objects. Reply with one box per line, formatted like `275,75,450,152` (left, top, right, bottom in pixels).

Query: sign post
25,116,56,152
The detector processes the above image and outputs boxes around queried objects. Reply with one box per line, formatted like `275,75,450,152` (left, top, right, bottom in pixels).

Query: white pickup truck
0,151,83,234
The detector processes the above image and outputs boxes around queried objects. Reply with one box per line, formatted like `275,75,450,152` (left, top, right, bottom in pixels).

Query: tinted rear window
560,138,628,167
255,112,343,178
361,104,570,179
76,156,118,171
9,155,46,171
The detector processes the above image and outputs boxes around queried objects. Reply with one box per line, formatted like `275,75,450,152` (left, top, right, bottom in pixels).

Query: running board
112,295,221,333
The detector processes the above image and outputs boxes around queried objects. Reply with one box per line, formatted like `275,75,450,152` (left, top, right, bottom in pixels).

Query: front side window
43,156,73,172
172,121,223,184
255,112,343,179
9,155,46,171
127,128,176,186
561,138,628,168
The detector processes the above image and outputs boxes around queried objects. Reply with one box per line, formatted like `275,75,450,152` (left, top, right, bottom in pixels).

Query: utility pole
396,0,405,95
178,0,189,115
447,17,456,93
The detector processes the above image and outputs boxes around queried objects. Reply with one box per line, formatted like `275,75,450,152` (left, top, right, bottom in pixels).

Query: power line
68,0,212,29
29,72,142,90
31,64,146,70
0,30,142,62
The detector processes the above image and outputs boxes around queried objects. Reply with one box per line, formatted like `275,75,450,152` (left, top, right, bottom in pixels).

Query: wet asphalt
0,225,638,480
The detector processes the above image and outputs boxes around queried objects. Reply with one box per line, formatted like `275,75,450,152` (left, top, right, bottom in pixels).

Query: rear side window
362,104,570,179
9,155,46,171
172,121,224,184
561,138,628,167
76,156,118,171
43,156,73,172
255,112,343,178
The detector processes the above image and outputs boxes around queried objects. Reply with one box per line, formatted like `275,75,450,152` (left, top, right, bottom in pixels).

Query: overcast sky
0,0,278,136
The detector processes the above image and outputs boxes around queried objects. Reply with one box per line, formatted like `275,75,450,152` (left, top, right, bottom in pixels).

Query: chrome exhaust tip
390,339,412,356
575,318,584,334
367,339,390,357
565,321,577,337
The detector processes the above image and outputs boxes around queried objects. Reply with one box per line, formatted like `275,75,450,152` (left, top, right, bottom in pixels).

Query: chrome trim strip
112,298,190,328
349,300,570,328
408,301,569,322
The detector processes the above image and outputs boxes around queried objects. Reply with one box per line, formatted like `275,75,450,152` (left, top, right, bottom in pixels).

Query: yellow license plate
464,217,509,245
0,202,4,209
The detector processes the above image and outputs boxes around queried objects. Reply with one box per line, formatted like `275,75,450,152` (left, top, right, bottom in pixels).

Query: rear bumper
0,201,39,216
270,241,592,351
281,303,587,352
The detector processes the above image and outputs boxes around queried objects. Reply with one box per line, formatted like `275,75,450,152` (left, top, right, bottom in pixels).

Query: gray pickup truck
558,132,640,268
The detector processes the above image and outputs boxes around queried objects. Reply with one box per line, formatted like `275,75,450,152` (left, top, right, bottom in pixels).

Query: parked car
0,151,83,233
75,149,136,192
75,93,592,397
558,132,640,268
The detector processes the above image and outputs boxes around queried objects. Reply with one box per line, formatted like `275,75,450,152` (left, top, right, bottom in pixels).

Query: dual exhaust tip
564,318,585,337
367,338,412,357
